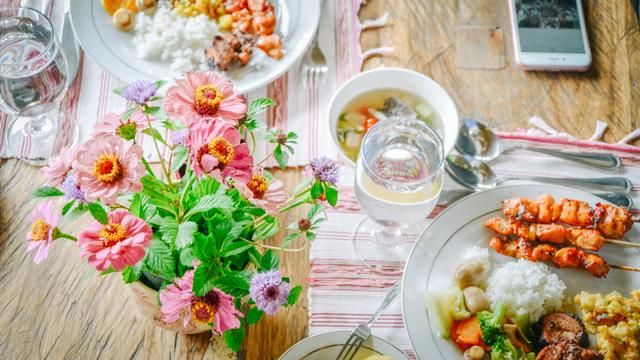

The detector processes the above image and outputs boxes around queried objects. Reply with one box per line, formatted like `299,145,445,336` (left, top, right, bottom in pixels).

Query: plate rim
400,184,632,360
69,0,320,93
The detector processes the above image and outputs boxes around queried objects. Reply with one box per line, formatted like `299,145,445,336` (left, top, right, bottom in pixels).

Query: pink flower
73,134,145,205
236,168,285,214
41,147,75,186
163,71,246,126
159,269,243,333
93,111,148,139
185,121,253,183
77,209,152,271
26,201,59,264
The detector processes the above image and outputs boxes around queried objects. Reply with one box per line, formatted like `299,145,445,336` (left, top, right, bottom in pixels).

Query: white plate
279,331,408,360
401,184,640,359
69,0,320,93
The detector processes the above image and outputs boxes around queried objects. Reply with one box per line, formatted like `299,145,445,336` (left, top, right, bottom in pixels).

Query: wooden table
1,1,639,359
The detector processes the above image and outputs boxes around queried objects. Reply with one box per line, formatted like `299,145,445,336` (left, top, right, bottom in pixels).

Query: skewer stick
605,239,640,249
632,216,639,222
610,264,640,273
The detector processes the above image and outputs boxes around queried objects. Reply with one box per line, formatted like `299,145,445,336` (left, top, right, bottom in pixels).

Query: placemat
308,134,640,359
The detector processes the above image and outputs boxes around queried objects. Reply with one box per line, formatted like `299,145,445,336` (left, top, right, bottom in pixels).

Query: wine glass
0,7,69,163
353,117,444,274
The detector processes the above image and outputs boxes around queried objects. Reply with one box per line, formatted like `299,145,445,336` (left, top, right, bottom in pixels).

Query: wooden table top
1,1,639,359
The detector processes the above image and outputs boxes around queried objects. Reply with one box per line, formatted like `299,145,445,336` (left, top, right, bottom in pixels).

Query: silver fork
302,20,328,89
335,282,402,360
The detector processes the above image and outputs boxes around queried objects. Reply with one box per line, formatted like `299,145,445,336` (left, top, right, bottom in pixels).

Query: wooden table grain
1,1,639,359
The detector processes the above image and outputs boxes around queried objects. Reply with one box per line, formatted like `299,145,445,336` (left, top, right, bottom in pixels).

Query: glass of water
0,7,69,162
353,117,444,274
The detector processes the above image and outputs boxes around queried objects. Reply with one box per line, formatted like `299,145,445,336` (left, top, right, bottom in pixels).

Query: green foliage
286,285,303,306
143,237,176,281
193,262,217,296
273,145,289,169
87,202,108,225
246,307,264,325
122,264,142,283
171,145,189,174
32,186,64,198
142,127,169,147
61,200,75,215
259,250,279,271
247,97,275,118
214,272,250,299
116,123,138,141
310,181,323,199
223,321,246,352
325,186,338,207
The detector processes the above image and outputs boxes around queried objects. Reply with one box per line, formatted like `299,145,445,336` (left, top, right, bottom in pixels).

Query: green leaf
144,238,176,280
306,231,316,241
155,79,167,89
176,221,198,249
307,203,324,220
214,272,250,298
194,232,218,261
144,105,162,117
247,97,275,118
142,127,169,147
88,202,109,224
122,264,142,284
253,218,279,240
193,262,217,296
66,202,88,221
122,107,137,120
160,119,185,131
246,307,264,325
260,250,279,271
171,145,189,174
113,86,124,95
310,181,323,200
223,321,245,352
247,247,262,268
282,232,299,249
100,267,115,276
273,145,288,169
325,186,338,207
32,186,64,198
159,217,179,244
286,285,303,306
61,200,75,215
184,190,233,220
179,247,195,267
129,193,151,219
220,241,252,257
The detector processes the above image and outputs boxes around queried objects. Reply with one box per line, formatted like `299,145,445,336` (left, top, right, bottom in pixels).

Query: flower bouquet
27,71,339,351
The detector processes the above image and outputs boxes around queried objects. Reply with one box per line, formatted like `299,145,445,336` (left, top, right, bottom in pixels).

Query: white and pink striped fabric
309,135,640,359
0,0,369,165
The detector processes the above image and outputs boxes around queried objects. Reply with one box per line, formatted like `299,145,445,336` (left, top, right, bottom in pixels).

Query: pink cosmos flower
163,71,246,126
185,121,253,183
93,111,148,139
236,168,285,215
73,134,145,205
26,201,59,264
159,268,243,333
77,209,152,271
41,147,75,186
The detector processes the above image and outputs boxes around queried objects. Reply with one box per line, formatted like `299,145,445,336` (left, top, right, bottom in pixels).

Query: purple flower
122,80,157,104
61,173,87,203
170,129,189,146
310,156,339,185
249,270,290,315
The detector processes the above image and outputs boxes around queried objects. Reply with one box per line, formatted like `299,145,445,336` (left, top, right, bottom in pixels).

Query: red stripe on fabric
497,132,640,154
54,53,84,153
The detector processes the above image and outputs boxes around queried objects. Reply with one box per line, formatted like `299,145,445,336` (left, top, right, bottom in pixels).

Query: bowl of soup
328,68,459,166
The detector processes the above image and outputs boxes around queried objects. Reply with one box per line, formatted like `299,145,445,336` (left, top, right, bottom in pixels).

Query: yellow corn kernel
216,4,225,15
195,3,207,12
219,14,232,30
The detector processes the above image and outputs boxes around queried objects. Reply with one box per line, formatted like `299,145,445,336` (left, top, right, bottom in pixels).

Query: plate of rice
401,184,640,359
69,0,320,93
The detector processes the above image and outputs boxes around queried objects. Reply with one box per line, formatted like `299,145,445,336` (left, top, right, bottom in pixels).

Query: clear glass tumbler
353,117,444,274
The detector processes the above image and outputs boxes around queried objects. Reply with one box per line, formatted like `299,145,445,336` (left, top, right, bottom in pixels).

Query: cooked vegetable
464,345,486,360
463,286,490,314
478,303,508,345
112,8,135,31
455,260,490,288
426,287,471,339
136,0,156,13
363,118,379,133
503,324,531,353
452,316,487,351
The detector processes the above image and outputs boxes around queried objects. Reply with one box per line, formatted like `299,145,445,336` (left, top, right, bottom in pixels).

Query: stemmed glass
0,7,69,163
353,117,444,274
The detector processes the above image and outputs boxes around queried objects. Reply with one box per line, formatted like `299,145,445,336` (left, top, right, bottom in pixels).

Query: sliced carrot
363,118,379,133
451,316,489,351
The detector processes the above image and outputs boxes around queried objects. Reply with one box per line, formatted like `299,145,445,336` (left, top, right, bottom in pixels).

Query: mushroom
136,0,157,14
112,8,135,31
462,286,490,314
463,345,485,360
454,260,488,288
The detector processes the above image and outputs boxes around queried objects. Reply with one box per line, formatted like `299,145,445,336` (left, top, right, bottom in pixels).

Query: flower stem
144,114,172,187
241,238,308,253
53,228,76,241
254,149,274,167
141,156,155,177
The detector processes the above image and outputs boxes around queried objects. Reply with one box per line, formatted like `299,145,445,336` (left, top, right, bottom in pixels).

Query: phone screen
515,0,586,54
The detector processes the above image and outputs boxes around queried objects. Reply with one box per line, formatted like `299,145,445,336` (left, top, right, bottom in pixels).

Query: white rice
462,245,491,264
132,1,219,73
485,259,566,322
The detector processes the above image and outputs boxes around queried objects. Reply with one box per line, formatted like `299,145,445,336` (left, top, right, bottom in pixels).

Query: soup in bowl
328,68,459,166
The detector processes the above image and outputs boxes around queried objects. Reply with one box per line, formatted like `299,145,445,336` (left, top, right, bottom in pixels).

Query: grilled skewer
501,195,634,239
488,236,617,278
485,217,640,251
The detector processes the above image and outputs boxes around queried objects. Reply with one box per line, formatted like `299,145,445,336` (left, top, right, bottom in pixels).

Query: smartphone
508,0,591,71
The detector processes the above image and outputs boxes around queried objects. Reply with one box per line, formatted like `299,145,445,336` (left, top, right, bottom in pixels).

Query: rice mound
486,259,566,322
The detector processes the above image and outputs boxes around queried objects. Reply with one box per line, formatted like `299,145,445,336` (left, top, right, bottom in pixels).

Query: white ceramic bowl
328,68,460,166
279,331,408,360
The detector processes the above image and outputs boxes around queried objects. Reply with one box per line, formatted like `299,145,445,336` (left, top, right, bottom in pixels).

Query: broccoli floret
490,337,518,360
477,303,507,345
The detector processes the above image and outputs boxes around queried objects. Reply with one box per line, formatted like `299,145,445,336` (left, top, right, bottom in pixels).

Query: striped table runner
308,134,640,359
0,0,368,164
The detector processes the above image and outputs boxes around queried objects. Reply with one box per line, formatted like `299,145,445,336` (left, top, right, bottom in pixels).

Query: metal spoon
446,154,633,197
456,119,622,172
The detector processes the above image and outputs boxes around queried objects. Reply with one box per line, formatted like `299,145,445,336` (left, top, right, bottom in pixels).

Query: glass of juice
353,117,444,274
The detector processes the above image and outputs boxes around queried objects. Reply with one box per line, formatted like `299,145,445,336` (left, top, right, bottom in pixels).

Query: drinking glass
0,7,69,163
353,117,444,274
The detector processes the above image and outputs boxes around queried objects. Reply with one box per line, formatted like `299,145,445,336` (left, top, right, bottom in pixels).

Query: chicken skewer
501,195,635,239
488,236,640,277
485,217,640,251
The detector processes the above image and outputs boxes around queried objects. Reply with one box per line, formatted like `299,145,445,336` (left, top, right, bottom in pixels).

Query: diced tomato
359,107,372,117
450,317,489,351
363,118,379,133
